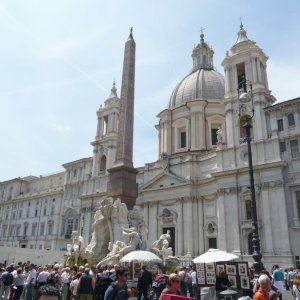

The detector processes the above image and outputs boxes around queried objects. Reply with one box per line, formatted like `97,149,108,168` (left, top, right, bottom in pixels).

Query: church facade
1,26,300,268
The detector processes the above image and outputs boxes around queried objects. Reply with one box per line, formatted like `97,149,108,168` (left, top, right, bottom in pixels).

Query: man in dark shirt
77,268,95,300
104,268,129,300
137,266,152,300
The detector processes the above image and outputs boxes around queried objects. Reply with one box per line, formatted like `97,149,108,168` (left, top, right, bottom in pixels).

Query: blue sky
1,0,300,181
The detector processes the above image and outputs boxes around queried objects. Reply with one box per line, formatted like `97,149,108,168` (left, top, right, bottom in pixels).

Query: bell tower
222,24,276,147
91,82,120,178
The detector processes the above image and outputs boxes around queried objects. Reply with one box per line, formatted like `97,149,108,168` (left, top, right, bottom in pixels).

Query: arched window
100,155,107,172
288,113,295,126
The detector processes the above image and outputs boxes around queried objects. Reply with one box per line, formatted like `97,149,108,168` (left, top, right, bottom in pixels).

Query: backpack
110,282,128,300
3,273,14,286
94,275,113,300
47,273,58,285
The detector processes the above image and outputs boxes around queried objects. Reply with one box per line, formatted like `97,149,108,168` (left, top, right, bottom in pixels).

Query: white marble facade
1,26,300,269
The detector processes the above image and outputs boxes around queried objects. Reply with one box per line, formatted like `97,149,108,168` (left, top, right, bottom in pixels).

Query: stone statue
96,227,141,267
151,230,172,257
217,127,223,143
66,231,84,266
84,198,113,259
121,227,142,254
96,240,126,267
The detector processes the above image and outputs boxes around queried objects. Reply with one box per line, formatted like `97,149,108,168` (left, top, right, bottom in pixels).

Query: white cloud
48,114,71,133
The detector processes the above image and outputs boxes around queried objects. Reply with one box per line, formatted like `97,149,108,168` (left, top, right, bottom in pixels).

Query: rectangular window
16,226,20,237
40,223,45,236
2,225,7,237
279,142,286,153
296,192,300,218
245,200,252,220
31,224,37,236
277,119,284,131
211,128,218,145
290,139,300,158
208,238,217,249
288,113,295,126
180,131,186,148
48,223,53,235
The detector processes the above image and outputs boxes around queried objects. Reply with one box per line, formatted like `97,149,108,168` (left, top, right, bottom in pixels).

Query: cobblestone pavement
282,288,294,300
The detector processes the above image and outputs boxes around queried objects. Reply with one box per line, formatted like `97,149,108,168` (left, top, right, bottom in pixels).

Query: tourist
36,284,61,300
47,264,62,290
159,273,181,300
0,267,14,300
77,268,95,300
288,267,297,291
272,265,284,300
13,268,26,300
253,275,271,300
37,267,50,288
70,273,82,300
61,267,71,300
187,265,194,297
178,266,191,296
26,264,37,300
137,266,152,300
293,273,300,300
104,268,129,300
190,267,197,299
253,270,280,300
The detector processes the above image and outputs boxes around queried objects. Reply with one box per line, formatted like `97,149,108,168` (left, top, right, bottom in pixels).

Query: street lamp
237,79,264,277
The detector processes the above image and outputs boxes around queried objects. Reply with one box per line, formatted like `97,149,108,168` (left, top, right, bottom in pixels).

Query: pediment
141,171,190,190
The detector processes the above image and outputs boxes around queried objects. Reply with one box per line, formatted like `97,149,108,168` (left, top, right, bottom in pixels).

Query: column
251,59,257,83
149,203,158,244
225,107,234,147
217,190,227,250
96,117,101,138
254,102,263,140
191,113,196,150
232,66,238,91
256,59,262,83
192,197,199,255
273,185,291,253
184,197,193,254
143,203,149,240
260,186,274,253
197,197,205,254
177,198,183,255
199,111,205,149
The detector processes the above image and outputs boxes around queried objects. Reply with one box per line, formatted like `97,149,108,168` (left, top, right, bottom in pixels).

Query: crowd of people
0,262,132,300
1,261,300,300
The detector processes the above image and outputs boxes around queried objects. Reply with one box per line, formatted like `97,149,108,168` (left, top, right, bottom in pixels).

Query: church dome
168,33,225,108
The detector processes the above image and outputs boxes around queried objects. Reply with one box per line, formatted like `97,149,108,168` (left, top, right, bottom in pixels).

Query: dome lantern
191,33,214,71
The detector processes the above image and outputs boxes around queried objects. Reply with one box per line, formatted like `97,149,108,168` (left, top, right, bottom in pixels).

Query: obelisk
107,28,138,210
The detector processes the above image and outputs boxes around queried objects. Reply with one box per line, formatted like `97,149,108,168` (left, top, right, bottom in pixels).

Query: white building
1,25,300,268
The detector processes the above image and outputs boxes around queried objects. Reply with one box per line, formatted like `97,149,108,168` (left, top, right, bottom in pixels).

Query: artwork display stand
195,261,250,290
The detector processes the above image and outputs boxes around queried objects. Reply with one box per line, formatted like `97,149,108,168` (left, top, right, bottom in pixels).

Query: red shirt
253,287,270,300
